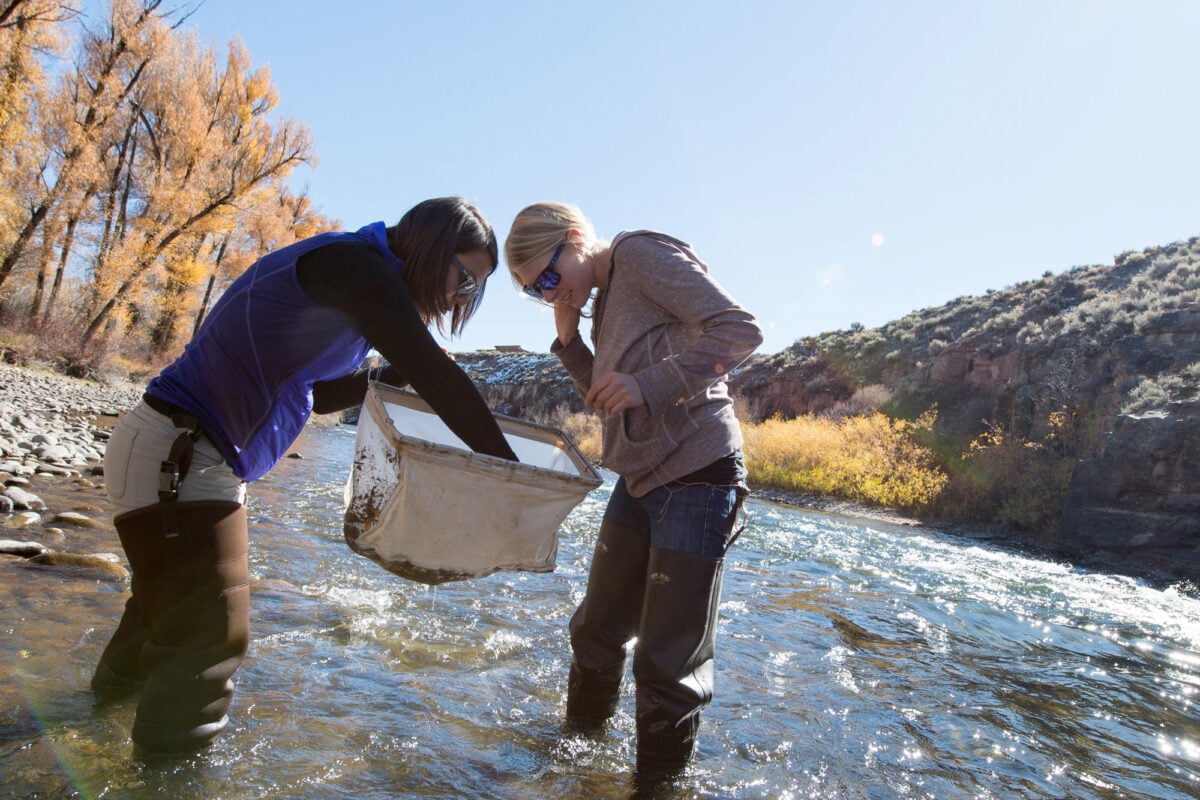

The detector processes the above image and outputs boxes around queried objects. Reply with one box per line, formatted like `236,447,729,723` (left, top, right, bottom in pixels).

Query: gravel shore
0,363,142,577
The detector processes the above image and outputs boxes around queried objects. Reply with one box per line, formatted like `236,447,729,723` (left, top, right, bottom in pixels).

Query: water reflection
1,424,1198,799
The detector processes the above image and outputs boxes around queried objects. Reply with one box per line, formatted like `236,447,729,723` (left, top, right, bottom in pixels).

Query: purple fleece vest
148,222,399,480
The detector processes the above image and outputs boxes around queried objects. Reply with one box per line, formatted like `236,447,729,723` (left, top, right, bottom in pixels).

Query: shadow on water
2,424,1198,798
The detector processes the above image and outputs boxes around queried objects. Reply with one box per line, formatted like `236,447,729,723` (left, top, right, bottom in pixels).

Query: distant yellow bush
933,409,1077,532
562,412,603,463
741,409,947,512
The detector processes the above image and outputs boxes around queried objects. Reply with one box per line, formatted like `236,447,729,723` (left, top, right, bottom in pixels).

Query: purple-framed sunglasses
522,243,565,298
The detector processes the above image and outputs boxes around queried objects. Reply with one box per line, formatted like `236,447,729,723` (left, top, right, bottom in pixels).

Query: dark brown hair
387,197,498,337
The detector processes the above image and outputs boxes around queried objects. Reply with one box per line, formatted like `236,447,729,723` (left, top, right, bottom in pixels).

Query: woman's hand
586,371,645,414
554,302,581,348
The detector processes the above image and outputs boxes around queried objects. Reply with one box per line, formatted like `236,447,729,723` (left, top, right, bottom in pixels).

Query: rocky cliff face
727,239,1200,582
1057,402,1200,582
733,303,1200,451
454,350,584,426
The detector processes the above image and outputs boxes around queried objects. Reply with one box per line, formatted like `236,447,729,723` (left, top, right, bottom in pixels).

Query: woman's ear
565,228,587,253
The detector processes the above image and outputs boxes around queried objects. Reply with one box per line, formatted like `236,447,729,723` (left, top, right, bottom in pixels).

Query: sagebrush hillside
731,236,1200,456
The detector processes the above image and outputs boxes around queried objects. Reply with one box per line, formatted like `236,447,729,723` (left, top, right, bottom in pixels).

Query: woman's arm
550,330,596,399
310,363,407,414
297,243,517,461
619,235,763,418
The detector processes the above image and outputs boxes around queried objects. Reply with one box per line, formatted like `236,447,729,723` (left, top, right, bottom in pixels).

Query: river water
2,424,1198,799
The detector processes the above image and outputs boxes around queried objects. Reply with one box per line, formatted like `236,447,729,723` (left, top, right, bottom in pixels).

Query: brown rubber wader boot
91,593,152,698
92,500,249,755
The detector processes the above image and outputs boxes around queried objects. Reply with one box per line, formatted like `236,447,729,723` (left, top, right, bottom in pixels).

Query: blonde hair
504,202,603,283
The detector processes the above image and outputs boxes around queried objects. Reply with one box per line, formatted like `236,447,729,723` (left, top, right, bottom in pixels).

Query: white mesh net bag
344,382,602,584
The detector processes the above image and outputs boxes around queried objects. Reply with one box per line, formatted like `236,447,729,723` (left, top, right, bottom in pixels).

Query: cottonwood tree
81,33,314,344
0,0,162,294
0,0,77,299
1,0,327,360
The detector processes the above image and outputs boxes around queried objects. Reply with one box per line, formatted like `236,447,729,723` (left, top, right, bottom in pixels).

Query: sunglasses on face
522,244,565,299
452,256,483,299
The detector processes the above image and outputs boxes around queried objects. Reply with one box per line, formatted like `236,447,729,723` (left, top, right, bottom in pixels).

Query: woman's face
446,248,494,308
518,244,594,311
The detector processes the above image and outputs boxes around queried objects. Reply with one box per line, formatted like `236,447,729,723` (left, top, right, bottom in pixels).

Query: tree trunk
43,211,80,323
192,235,227,336
0,201,52,289
82,294,118,343
26,214,59,323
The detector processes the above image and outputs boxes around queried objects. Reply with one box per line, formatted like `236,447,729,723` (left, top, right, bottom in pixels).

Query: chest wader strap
148,395,205,538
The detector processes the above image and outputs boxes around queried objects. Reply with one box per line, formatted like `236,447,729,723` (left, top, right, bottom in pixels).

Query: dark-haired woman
93,197,517,756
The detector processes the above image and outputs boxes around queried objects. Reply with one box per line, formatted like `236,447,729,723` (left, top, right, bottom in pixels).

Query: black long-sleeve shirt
297,241,516,462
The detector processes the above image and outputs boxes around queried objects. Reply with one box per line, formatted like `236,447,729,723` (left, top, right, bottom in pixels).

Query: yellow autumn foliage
740,409,947,511
562,412,603,463
934,408,1077,531
564,406,948,513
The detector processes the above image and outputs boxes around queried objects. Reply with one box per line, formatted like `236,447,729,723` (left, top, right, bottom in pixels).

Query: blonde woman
506,202,763,787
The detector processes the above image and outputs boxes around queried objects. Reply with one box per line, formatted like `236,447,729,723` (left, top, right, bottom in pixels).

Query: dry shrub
0,329,38,366
741,409,946,512
0,316,170,382
562,411,602,463
822,384,892,421
933,411,1076,532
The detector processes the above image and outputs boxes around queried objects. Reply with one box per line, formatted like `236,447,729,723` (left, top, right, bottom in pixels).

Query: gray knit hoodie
551,231,763,497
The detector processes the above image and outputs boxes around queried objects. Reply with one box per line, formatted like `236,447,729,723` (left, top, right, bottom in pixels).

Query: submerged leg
632,547,726,787
91,593,152,699
101,501,250,755
566,513,651,730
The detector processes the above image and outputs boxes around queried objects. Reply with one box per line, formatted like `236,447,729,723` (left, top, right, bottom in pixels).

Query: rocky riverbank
0,363,140,579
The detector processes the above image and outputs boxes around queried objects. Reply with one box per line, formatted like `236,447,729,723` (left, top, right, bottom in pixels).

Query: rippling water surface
2,425,1198,799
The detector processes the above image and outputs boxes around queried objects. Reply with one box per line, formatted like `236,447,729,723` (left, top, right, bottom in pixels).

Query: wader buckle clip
159,459,182,499
154,405,203,539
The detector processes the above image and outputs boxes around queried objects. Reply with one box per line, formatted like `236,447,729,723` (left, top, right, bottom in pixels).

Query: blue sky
172,0,1200,355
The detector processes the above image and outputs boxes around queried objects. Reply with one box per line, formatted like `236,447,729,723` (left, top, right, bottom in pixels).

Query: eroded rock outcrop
455,350,584,424
1058,402,1200,582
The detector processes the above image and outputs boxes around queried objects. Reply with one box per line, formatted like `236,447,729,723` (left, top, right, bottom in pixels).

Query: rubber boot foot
563,715,608,737
631,765,687,799
90,660,146,702
132,740,212,763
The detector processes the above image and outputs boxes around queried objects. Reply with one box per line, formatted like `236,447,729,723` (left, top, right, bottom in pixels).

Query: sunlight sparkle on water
768,650,796,666
6,425,1200,799
307,582,395,612
1159,735,1200,762
483,630,529,658
1172,649,1200,668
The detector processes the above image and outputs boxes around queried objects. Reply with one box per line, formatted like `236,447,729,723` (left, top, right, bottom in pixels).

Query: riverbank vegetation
740,409,946,512
563,401,1075,530
0,1,335,379
724,236,1200,535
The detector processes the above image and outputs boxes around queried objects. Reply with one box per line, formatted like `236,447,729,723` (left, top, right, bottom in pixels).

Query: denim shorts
603,476,744,559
